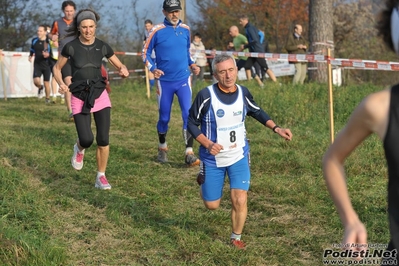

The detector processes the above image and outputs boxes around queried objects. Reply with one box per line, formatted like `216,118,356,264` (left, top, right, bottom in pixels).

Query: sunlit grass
0,80,388,265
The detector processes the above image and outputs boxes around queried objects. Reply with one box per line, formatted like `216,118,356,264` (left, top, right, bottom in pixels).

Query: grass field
0,80,390,265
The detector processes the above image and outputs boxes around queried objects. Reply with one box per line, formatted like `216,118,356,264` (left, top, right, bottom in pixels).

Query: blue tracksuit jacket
142,18,195,81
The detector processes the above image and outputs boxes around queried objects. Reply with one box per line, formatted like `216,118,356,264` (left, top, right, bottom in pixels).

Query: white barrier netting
0,52,38,98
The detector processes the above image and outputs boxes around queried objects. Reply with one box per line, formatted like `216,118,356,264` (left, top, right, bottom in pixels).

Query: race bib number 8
217,122,244,151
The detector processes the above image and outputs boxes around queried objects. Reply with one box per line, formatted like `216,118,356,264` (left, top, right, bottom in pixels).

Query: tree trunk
309,0,334,83
180,0,186,23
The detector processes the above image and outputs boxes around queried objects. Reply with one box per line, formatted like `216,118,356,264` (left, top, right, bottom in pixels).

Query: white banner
268,60,296,77
0,51,38,99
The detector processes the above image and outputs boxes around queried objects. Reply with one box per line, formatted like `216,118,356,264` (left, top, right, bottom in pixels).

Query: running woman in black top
53,9,129,190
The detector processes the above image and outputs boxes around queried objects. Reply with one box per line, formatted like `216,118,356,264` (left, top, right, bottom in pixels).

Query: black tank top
62,38,114,81
383,84,399,247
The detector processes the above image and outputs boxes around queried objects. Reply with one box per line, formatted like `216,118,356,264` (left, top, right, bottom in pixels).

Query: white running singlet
208,85,246,167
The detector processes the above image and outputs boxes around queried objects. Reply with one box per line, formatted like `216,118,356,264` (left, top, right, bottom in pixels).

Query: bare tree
309,0,334,83
0,0,46,50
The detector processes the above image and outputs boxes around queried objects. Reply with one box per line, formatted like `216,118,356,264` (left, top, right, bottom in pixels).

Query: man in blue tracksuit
142,0,200,166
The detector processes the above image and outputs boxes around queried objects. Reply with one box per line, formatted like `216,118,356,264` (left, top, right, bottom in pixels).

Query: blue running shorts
200,154,250,201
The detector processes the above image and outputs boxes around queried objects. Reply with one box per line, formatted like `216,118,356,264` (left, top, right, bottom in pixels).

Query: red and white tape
107,69,145,75
114,51,141,56
191,49,399,71
330,58,399,71
3,49,397,73
111,49,399,71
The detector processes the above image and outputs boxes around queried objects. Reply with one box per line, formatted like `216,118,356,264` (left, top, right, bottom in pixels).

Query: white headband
391,7,399,54
77,11,96,26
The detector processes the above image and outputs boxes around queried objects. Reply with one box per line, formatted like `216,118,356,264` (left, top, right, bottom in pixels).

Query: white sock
231,232,241,240
159,143,167,149
185,147,193,154
97,172,105,178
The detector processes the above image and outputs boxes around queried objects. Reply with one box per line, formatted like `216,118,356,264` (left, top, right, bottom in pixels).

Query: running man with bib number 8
187,54,292,249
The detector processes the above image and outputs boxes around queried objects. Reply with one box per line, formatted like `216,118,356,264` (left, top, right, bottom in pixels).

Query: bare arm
265,120,293,141
322,89,389,250
195,133,223,156
107,54,129,78
53,55,68,94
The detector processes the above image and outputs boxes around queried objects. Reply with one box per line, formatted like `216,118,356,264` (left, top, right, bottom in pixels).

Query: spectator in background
190,32,207,87
239,15,278,86
53,9,129,190
144,19,155,91
285,24,308,84
188,54,292,249
28,25,52,103
228,25,257,83
258,29,270,54
142,0,201,166
227,41,235,51
46,25,60,104
48,0,76,120
207,47,217,84
323,1,399,264
254,29,267,81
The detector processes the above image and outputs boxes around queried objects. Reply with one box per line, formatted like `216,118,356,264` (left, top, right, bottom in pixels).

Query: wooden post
327,48,334,143
0,50,7,101
145,67,150,99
